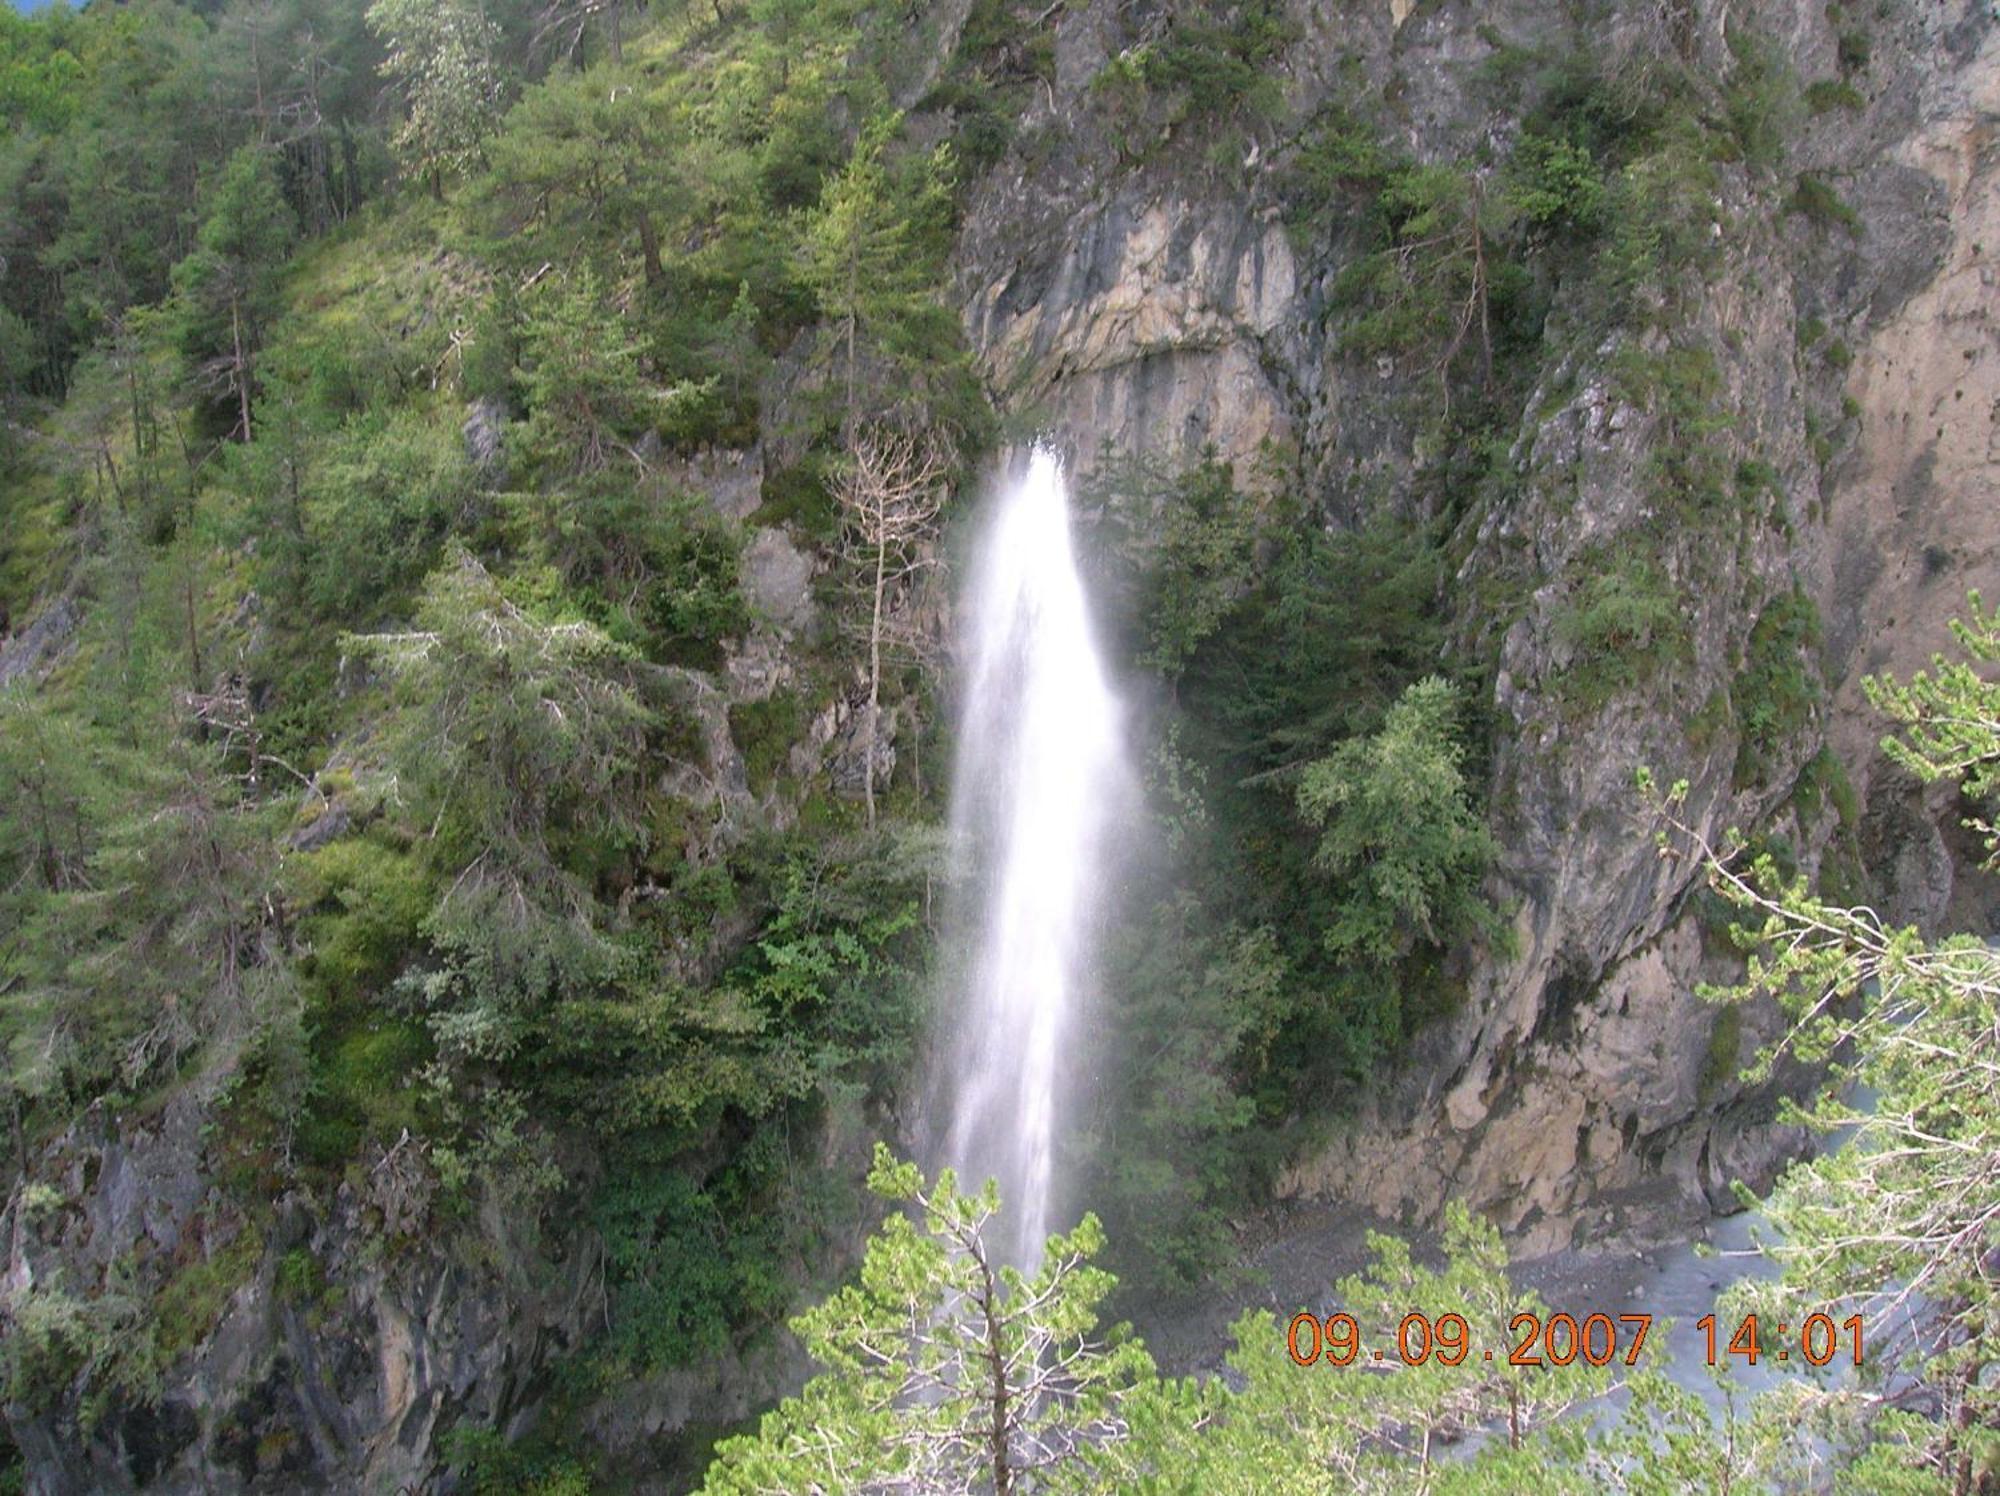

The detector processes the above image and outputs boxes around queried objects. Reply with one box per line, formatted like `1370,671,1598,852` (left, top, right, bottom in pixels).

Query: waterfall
940,449,1128,1268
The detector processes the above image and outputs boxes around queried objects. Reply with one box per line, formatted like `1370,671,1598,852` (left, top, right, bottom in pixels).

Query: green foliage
729,691,809,795
367,0,505,195
1865,591,2000,846
0,700,291,1119
797,110,959,431
1786,172,1863,235
1087,882,1286,1291
1804,78,1865,113
1125,0,1295,131
444,1425,595,1496
171,145,299,437
1336,159,1516,406
1652,593,2000,1485
703,1161,1869,1492
1124,451,1259,679
514,267,662,477
1506,133,1608,236
591,1161,792,1370
701,1147,1157,1495
152,1225,262,1361
1551,546,1690,709
1296,677,1504,968
1731,589,1823,788
1719,28,1799,173
1607,342,1738,519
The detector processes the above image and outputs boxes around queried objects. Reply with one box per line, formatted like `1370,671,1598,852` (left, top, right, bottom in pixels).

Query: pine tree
701,1145,1157,1496
169,146,296,442
798,112,952,436
1649,592,2000,1492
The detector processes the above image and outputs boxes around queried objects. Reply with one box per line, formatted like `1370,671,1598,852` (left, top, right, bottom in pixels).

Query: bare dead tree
531,0,629,66
834,423,955,828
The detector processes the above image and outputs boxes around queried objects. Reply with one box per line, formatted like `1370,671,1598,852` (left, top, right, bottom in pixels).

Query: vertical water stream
940,449,1127,1266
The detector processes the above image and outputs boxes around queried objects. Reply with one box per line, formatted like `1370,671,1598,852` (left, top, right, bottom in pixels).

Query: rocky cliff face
950,0,2000,1250
5,1092,592,1493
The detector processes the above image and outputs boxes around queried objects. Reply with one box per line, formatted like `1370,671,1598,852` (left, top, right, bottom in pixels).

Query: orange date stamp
1286,1310,1864,1369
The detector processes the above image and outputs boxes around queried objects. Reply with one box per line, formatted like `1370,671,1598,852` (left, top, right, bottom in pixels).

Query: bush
1804,78,1865,114
1787,173,1863,235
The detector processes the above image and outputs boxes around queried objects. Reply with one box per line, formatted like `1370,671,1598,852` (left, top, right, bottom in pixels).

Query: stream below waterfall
1142,1083,1917,1417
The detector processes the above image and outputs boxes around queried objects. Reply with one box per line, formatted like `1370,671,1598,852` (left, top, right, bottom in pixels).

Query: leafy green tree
701,1145,1157,1496
368,0,504,200
1297,675,1503,967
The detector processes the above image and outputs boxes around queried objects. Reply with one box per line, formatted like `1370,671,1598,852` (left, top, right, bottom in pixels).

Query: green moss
297,1016,432,1168
290,837,434,1004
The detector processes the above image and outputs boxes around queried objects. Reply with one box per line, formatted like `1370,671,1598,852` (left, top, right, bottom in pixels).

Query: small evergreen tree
797,111,953,435
170,145,296,441
701,1146,1158,1496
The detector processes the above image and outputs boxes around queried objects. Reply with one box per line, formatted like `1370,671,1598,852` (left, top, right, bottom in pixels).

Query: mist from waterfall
939,449,1128,1268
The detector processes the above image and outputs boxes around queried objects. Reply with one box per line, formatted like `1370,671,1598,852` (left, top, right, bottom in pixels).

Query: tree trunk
863,530,886,828
127,358,150,513
183,567,204,693
231,296,253,444
976,1245,1013,1496
637,207,663,285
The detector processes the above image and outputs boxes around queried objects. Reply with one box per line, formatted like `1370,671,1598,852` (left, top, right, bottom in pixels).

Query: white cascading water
941,448,1128,1268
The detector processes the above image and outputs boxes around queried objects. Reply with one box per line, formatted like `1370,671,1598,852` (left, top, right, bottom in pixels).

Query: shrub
1787,173,1863,235
1732,589,1823,788
1552,547,1689,709
1804,78,1865,113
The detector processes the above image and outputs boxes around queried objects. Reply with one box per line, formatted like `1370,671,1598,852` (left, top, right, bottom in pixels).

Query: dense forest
0,0,1995,1490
